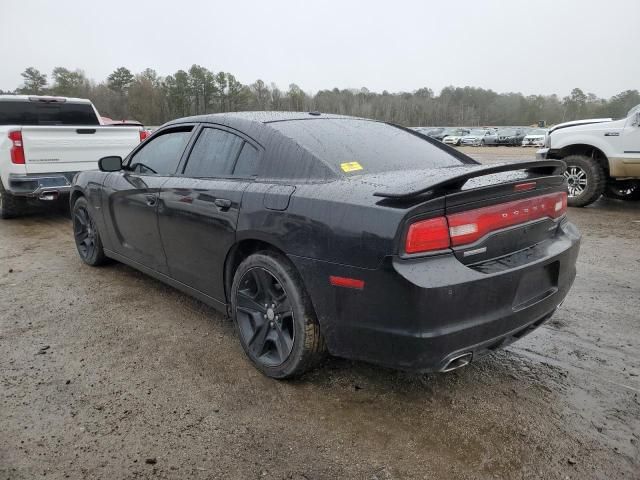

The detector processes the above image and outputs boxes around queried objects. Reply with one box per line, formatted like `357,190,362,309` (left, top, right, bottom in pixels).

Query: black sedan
70,112,580,379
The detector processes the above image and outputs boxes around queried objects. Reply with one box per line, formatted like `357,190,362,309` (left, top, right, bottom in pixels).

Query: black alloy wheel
72,197,107,266
235,267,295,367
231,251,326,379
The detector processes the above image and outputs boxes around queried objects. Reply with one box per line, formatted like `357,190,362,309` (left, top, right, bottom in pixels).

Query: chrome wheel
564,166,588,197
73,207,97,260
235,267,295,367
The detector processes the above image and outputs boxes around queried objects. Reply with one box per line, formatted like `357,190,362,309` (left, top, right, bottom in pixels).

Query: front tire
231,251,326,379
604,180,640,201
0,182,27,219
72,196,107,266
563,155,606,207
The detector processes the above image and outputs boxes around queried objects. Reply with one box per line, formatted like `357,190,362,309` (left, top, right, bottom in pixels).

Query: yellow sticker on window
340,161,363,173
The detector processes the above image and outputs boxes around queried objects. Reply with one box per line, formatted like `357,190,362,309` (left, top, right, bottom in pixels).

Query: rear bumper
6,172,76,198
290,219,580,372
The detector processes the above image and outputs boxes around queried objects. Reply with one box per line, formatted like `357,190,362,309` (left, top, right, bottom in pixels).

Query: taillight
139,130,150,142
405,192,567,254
405,217,450,254
8,130,25,164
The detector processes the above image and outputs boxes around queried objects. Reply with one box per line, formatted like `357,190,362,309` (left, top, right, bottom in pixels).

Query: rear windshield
0,101,99,126
270,119,466,174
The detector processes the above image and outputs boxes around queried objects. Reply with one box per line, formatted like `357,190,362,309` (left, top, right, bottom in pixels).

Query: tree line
6,66,640,127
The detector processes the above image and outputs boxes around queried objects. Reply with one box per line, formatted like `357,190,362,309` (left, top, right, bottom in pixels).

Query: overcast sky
1,0,638,98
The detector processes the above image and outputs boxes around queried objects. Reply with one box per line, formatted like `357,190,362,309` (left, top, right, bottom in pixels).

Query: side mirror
98,156,123,172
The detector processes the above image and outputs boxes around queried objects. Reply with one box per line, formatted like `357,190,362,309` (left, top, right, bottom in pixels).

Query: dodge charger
70,112,580,379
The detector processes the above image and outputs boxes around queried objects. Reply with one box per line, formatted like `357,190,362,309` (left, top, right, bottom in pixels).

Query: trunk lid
370,160,568,265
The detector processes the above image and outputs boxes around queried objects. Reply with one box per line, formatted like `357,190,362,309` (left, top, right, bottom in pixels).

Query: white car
522,128,547,147
537,105,640,206
0,95,147,218
442,128,470,146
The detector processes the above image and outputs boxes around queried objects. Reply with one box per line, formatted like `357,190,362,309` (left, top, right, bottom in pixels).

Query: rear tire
563,155,606,207
604,180,640,201
231,251,326,379
72,196,108,266
0,182,27,219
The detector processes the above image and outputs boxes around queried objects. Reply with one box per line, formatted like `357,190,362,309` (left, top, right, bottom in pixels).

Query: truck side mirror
98,156,123,172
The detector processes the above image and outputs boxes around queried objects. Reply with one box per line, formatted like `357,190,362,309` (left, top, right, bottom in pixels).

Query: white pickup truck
0,95,147,218
537,104,640,206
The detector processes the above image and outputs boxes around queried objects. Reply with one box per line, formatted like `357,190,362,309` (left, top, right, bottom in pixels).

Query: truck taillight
8,130,25,164
139,130,150,142
405,192,568,254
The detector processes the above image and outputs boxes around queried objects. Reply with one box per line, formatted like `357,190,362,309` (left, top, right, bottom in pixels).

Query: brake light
405,217,450,253
139,130,150,142
514,181,537,192
8,130,25,164
405,192,567,254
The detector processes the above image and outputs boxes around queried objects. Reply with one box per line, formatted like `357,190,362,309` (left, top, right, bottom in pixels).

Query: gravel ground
1,147,639,479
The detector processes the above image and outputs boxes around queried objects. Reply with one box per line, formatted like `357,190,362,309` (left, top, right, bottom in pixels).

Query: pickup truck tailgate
21,126,140,174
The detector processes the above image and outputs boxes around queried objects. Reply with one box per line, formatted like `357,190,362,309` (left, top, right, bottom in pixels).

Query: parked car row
413,125,547,147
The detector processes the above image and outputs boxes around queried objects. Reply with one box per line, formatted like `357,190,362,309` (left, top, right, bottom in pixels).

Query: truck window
0,101,99,126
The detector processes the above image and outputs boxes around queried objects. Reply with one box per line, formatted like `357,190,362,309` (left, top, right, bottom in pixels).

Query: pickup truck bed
4,125,141,198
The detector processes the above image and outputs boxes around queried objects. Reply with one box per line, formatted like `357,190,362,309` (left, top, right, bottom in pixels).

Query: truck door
621,111,640,176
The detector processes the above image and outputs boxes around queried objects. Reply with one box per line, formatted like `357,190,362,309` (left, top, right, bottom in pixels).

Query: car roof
167,111,370,127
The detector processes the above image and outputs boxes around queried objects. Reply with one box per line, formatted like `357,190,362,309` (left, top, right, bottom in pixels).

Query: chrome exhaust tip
441,352,472,372
38,191,59,201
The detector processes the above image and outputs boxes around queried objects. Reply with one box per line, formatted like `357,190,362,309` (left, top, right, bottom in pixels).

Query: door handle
214,198,232,210
145,194,157,207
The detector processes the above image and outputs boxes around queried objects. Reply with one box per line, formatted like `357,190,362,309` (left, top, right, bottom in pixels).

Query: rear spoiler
373,160,566,199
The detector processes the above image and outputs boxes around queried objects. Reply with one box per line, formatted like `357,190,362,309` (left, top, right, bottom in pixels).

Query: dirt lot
1,147,639,479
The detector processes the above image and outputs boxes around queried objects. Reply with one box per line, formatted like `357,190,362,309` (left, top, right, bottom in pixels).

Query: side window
183,128,244,178
129,129,192,175
233,142,260,177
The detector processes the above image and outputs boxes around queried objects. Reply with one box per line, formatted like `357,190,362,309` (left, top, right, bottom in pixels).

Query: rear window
0,101,99,126
270,119,466,174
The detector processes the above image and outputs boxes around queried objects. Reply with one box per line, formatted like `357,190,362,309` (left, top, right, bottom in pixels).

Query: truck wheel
231,251,326,379
0,182,27,219
563,155,606,207
604,180,640,201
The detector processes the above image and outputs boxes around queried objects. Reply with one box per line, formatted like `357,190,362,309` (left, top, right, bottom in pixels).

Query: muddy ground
1,147,639,479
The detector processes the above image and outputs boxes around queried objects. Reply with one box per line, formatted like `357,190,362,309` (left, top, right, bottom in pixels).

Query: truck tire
0,182,27,219
563,155,606,207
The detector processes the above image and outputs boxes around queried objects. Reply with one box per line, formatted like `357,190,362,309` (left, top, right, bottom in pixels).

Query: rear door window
270,119,470,175
0,101,99,125
183,128,245,178
233,142,260,177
